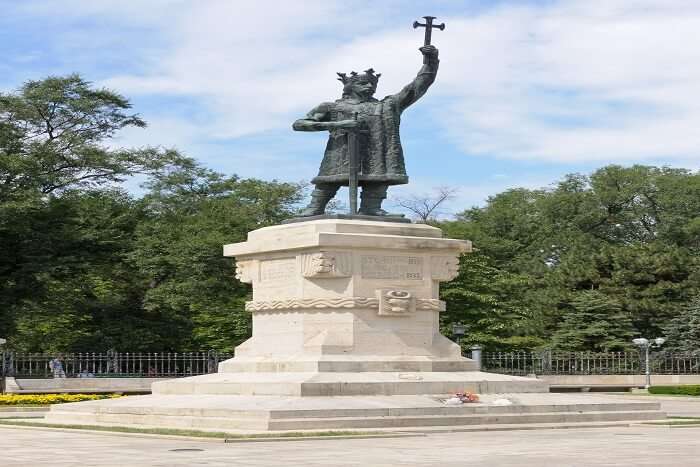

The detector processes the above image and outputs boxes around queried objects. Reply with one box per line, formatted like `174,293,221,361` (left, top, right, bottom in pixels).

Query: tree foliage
440,165,700,351
663,296,700,352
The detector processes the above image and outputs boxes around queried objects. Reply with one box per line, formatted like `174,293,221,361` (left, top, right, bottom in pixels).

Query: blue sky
2,0,699,214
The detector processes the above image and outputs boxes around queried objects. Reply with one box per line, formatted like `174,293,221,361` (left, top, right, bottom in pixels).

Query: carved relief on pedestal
416,299,446,312
234,260,256,283
376,289,415,316
259,257,296,282
246,297,377,312
245,296,445,313
430,255,460,281
301,251,352,278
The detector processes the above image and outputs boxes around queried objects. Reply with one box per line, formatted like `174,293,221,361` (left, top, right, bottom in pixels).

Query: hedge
0,394,122,406
648,385,700,396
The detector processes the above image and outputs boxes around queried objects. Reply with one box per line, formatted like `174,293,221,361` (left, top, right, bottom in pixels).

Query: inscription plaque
361,255,423,280
260,258,296,282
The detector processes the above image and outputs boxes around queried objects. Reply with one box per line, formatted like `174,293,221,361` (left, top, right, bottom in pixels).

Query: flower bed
0,394,123,406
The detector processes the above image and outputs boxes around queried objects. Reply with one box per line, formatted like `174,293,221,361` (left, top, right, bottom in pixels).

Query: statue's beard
344,85,375,100
352,89,374,100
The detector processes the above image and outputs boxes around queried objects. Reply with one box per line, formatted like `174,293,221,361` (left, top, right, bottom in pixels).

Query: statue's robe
306,60,439,186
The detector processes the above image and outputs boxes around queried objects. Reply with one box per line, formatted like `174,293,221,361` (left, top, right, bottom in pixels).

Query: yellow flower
0,394,123,405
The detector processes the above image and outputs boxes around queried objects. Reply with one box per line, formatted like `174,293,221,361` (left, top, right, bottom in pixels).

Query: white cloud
435,1,700,163
16,0,700,168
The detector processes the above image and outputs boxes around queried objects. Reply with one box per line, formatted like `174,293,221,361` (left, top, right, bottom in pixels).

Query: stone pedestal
224,219,473,373
150,219,543,397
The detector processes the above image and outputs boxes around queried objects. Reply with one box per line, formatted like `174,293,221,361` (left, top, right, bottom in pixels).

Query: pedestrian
49,355,66,378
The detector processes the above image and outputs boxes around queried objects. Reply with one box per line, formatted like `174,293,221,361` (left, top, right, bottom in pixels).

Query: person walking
49,355,66,378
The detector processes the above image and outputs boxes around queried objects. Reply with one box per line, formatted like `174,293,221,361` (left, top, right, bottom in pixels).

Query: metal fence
480,351,700,376
0,351,233,379
3,350,700,379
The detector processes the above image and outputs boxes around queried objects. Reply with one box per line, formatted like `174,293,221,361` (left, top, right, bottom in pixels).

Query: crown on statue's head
337,68,382,86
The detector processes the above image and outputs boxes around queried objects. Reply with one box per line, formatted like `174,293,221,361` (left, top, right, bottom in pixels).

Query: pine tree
663,296,700,352
552,290,635,351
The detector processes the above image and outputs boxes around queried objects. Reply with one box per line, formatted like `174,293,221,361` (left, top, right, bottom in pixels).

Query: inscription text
361,256,423,280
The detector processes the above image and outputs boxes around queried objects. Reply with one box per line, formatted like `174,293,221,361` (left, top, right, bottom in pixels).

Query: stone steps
266,410,665,430
152,371,548,396
0,406,49,419
55,401,659,418
264,402,661,418
44,399,665,432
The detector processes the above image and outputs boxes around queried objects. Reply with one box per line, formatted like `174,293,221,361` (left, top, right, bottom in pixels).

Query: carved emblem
311,252,335,274
377,289,415,316
301,251,352,278
234,260,255,283
430,255,460,281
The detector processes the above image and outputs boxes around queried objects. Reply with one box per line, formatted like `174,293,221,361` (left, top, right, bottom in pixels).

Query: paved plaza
604,393,700,418
1,423,699,467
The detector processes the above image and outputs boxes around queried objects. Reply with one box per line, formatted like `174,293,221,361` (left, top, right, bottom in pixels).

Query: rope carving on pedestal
245,297,445,313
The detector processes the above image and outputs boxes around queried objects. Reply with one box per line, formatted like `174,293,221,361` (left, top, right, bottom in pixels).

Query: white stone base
217,355,478,373
151,371,545,396
44,393,665,433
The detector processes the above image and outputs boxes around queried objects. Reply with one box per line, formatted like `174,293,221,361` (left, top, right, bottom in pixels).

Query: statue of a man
293,45,439,216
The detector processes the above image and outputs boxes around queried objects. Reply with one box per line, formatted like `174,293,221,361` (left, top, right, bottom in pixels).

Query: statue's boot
299,185,339,216
359,184,397,216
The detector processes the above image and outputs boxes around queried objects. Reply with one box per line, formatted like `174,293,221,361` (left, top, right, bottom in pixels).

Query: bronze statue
293,17,445,217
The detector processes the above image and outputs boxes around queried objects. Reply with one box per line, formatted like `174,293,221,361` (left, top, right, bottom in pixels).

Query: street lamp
0,338,6,394
452,323,466,341
633,337,666,389
452,323,466,356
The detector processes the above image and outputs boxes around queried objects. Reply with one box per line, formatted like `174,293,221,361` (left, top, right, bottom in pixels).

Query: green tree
130,164,302,351
2,189,149,351
0,74,188,202
551,290,635,351
439,250,546,351
446,165,700,350
0,75,192,350
663,296,700,352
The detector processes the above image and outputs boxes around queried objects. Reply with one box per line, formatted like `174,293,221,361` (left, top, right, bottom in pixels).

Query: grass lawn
642,420,700,426
617,392,700,398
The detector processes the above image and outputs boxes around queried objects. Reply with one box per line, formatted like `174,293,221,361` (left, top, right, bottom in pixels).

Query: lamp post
633,337,666,389
0,338,6,394
452,323,466,356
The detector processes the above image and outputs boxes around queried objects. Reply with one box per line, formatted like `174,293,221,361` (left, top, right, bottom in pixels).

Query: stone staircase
44,394,665,433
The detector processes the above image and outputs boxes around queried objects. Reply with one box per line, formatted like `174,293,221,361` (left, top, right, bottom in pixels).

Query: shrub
0,394,122,406
648,385,700,396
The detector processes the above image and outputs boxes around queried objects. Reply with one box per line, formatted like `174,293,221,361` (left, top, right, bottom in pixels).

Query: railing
480,351,700,376
2,350,700,378
1,351,233,378
651,352,700,375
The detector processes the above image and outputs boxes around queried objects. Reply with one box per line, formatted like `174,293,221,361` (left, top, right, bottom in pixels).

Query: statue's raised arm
393,45,440,113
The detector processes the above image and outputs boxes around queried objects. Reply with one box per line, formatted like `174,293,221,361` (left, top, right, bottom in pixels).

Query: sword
347,112,359,215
